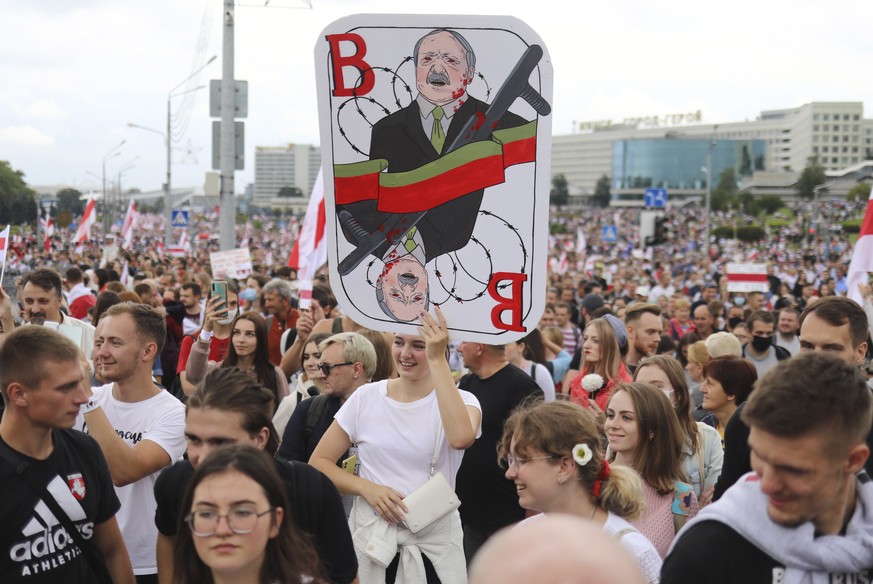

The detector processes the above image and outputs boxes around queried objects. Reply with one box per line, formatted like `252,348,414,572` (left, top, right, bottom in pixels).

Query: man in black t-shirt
455,342,542,564
662,353,873,583
0,326,134,583
154,368,357,584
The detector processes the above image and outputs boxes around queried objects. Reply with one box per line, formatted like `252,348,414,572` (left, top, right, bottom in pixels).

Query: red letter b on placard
326,33,375,97
487,272,527,332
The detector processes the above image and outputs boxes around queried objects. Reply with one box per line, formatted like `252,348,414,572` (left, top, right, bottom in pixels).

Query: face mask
239,288,257,302
751,335,772,352
728,316,744,330
217,308,238,325
733,296,746,306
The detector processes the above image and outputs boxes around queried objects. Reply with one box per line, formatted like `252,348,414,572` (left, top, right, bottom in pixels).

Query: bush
736,225,766,242
713,226,735,240
842,219,863,234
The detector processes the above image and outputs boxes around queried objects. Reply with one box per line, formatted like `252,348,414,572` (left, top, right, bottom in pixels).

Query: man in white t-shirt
76,302,186,583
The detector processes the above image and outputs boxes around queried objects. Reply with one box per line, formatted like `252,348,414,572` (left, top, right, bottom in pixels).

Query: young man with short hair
741,310,790,378
624,303,663,375
75,302,186,583
0,326,135,583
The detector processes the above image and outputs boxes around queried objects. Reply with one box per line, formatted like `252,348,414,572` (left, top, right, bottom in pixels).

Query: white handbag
401,428,461,533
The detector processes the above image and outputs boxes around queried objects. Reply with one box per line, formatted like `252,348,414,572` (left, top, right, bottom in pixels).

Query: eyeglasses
503,455,558,469
316,362,354,376
186,507,275,537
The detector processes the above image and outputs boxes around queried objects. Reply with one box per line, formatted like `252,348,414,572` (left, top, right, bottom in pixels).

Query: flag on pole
288,169,326,280
40,217,54,253
0,225,10,284
726,262,769,293
575,226,586,255
74,194,96,250
848,190,873,305
121,200,138,251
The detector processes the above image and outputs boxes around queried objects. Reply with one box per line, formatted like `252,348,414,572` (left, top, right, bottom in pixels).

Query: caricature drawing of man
337,28,529,322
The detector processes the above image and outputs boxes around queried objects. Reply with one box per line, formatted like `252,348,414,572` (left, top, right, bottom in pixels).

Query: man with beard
75,302,186,583
774,307,800,356
21,268,95,359
623,303,663,375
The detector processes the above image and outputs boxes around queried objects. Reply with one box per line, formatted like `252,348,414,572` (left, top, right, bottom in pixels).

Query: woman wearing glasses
187,301,289,410
173,443,323,584
499,400,662,584
310,307,482,584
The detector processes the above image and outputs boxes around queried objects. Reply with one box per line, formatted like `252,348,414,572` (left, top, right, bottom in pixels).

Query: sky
2,0,872,196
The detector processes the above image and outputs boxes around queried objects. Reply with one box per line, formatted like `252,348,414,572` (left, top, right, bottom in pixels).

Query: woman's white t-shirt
334,379,482,497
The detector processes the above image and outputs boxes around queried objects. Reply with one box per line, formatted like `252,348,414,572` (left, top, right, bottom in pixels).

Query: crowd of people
1,195,873,583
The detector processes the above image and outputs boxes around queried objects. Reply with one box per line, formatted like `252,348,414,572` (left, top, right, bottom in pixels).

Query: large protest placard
210,248,254,280
315,14,552,342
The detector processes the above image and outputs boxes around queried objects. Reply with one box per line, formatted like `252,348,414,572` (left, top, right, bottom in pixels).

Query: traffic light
653,217,669,245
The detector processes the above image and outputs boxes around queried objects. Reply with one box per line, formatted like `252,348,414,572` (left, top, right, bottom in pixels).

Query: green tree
739,145,752,176
56,187,85,216
592,175,611,208
550,174,569,206
847,183,872,203
717,167,738,194
0,161,38,226
795,156,826,200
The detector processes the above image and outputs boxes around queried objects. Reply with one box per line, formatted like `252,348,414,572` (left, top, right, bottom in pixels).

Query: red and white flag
0,225,10,275
121,200,138,250
848,190,873,305
726,262,769,293
74,195,96,249
40,217,54,253
287,169,326,280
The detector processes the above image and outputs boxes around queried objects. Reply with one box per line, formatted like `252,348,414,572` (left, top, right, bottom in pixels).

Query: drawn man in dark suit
337,28,528,322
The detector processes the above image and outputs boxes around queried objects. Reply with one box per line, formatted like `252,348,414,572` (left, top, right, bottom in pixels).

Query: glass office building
611,139,766,190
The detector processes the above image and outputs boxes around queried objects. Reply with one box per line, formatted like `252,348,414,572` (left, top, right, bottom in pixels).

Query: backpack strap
304,394,330,442
529,362,537,381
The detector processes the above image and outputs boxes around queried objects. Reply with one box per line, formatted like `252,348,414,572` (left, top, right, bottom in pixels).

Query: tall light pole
129,56,216,247
219,0,236,251
102,141,125,234
116,156,140,213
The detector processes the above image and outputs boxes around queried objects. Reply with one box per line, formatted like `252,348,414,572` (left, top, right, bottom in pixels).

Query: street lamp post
704,127,718,255
102,141,125,234
116,156,140,212
128,56,216,247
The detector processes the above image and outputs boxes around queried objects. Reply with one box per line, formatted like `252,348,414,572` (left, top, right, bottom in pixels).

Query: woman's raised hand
418,306,449,361
202,294,226,332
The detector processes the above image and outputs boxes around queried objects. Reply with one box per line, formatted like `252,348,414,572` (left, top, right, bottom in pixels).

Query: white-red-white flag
287,169,326,281
0,225,10,273
40,217,54,253
848,190,873,305
726,262,769,293
121,200,138,251
74,195,96,247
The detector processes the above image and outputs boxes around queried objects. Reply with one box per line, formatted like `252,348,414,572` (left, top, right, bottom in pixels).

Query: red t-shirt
268,309,298,367
176,333,231,374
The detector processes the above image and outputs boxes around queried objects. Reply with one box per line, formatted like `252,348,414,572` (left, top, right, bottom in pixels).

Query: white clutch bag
402,471,460,533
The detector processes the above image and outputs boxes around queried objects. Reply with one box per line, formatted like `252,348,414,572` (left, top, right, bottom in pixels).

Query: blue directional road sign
602,225,618,243
171,210,189,227
644,188,667,208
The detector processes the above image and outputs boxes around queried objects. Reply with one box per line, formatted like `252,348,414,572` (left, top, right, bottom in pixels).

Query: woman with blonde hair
605,382,699,558
499,400,661,583
567,316,632,410
685,340,710,417
634,355,722,506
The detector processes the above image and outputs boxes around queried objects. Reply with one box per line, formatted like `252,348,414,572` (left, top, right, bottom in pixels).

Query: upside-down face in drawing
376,255,431,322
415,30,475,106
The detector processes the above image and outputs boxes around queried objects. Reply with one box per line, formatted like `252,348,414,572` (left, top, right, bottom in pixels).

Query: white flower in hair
572,443,593,466
581,373,605,393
